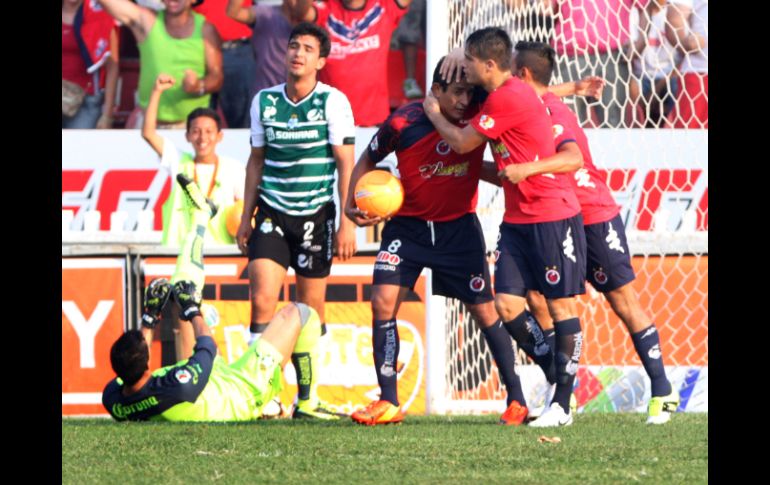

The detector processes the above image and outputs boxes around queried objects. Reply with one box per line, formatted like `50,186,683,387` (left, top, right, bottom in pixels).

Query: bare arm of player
98,0,156,44
333,144,358,261
141,326,155,355
395,0,414,9
293,0,316,22
96,29,120,129
666,2,706,53
423,91,488,154
189,315,214,340
547,76,605,99
226,0,256,25
344,150,385,227
141,74,175,156
236,147,265,255
480,160,502,187
183,23,224,96
498,141,583,184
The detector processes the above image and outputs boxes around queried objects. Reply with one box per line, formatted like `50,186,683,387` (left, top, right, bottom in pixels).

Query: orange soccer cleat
351,400,404,426
499,400,529,426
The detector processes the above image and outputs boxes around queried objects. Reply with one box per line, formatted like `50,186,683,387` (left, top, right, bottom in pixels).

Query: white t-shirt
669,0,708,74
160,137,245,202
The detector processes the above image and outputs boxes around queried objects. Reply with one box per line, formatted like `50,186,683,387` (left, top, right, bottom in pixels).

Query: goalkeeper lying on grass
102,174,333,422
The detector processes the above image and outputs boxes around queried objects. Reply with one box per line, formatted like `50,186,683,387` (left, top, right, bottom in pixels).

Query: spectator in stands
142,73,245,361
194,0,256,128
297,0,412,127
665,0,707,128
393,0,425,99
551,0,646,128
632,0,681,127
226,0,312,99
62,0,120,129
100,0,224,129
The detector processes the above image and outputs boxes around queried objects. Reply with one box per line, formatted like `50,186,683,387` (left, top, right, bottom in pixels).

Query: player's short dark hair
465,27,513,71
289,22,331,58
186,108,222,132
514,41,556,86
432,56,466,91
110,330,149,386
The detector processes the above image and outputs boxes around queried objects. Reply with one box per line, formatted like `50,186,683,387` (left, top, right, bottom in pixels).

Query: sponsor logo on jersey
313,97,323,106
418,161,470,179
263,105,277,120
307,108,324,121
287,114,299,129
552,123,564,139
469,275,485,292
260,218,274,234
265,127,275,142
479,114,495,130
273,129,320,140
175,368,192,384
593,268,608,285
111,396,159,419
545,267,561,285
493,142,510,159
436,140,451,155
327,5,384,42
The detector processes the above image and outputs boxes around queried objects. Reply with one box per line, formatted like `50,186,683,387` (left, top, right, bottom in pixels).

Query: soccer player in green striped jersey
235,22,356,419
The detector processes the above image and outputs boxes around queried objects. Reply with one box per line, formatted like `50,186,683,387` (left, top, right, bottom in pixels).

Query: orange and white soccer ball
354,170,404,218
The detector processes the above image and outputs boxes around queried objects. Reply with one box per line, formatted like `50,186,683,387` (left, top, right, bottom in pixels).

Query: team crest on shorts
545,267,561,285
175,368,192,384
593,268,608,285
260,218,274,234
469,275,485,292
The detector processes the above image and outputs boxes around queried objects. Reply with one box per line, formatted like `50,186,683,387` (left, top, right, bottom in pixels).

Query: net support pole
426,0,450,84
425,269,447,414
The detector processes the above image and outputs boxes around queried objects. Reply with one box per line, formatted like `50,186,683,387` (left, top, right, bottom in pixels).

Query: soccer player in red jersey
424,28,587,427
342,59,530,426
513,41,680,424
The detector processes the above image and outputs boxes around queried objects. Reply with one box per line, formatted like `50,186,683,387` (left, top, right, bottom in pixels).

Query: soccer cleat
351,400,404,426
141,278,171,329
528,403,573,428
176,173,218,217
403,78,424,99
293,403,344,420
646,389,680,424
499,400,528,426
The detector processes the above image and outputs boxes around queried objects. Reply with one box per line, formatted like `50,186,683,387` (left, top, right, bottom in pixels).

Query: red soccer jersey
314,0,407,127
471,77,581,223
542,92,620,225
368,102,486,221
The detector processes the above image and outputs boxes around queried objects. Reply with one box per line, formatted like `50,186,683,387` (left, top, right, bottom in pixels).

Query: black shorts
494,214,587,299
373,214,493,305
247,199,335,278
584,213,636,292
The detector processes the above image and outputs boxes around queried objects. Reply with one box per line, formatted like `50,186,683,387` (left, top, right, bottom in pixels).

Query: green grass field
63,413,707,484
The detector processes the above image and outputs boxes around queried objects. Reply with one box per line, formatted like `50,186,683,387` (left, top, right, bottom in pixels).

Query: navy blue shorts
373,214,493,304
585,213,636,292
494,215,587,299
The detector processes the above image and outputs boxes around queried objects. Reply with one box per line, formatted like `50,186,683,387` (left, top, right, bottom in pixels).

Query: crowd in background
62,0,708,131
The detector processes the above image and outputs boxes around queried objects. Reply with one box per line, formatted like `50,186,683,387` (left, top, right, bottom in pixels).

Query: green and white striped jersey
250,82,355,216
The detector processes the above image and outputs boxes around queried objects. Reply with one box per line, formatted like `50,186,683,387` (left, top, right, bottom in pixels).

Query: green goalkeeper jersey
102,337,284,422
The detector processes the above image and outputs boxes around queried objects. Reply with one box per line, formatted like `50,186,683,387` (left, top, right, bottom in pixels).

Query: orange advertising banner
62,259,127,416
